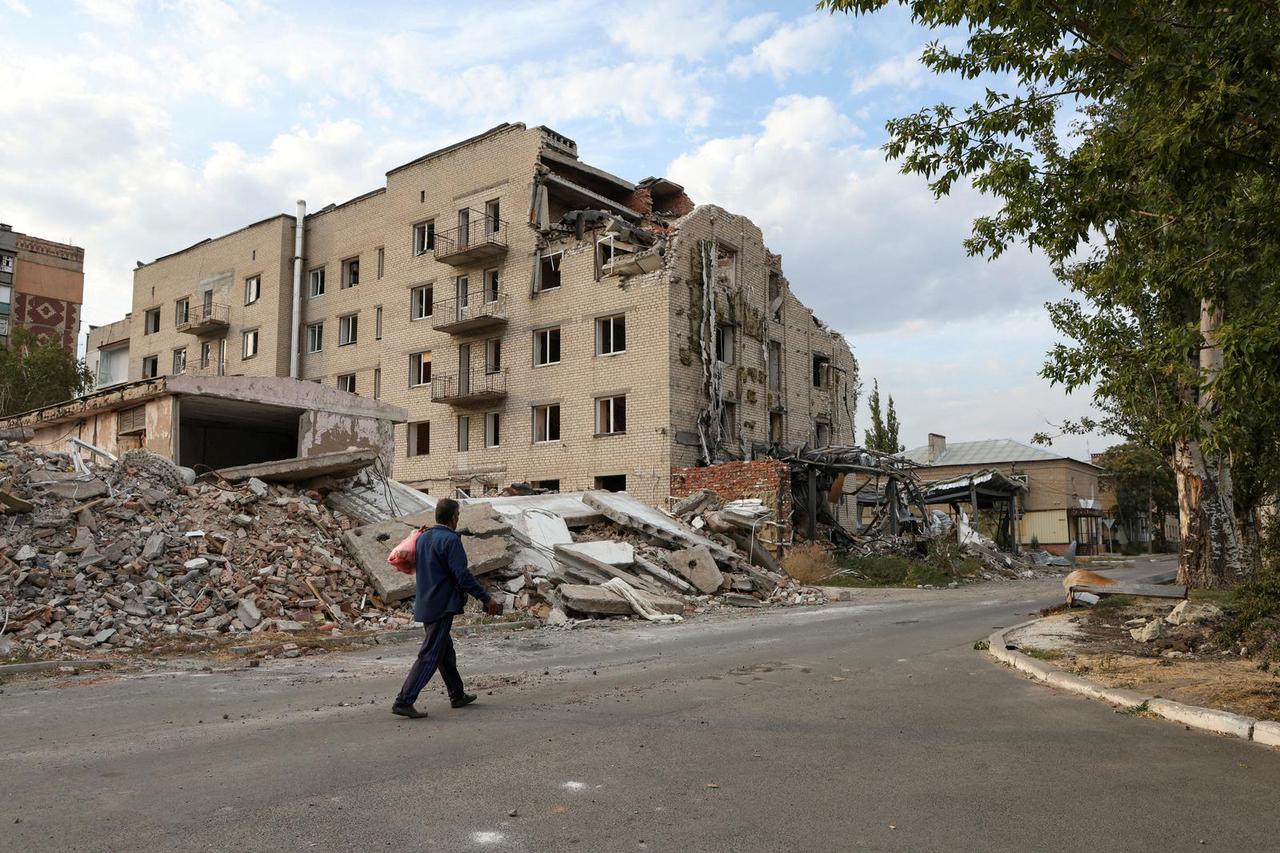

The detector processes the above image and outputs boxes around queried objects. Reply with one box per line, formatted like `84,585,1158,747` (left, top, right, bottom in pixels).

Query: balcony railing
434,212,508,265
431,290,508,334
431,368,508,406
177,302,230,336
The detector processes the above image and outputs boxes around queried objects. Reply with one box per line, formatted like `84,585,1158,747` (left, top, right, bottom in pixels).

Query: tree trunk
1175,299,1244,588
1174,437,1241,588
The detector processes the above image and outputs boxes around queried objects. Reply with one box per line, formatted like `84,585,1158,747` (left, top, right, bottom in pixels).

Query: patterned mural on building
13,293,81,351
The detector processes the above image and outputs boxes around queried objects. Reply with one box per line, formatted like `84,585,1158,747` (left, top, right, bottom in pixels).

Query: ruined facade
95,123,857,499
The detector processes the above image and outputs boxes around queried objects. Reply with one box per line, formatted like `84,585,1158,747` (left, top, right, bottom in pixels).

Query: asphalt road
5,558,1280,852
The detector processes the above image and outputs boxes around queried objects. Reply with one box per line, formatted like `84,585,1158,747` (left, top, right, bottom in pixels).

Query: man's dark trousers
395,615,464,706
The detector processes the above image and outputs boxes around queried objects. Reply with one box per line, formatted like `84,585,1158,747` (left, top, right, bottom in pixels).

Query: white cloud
851,46,928,95
75,0,139,25
730,14,848,79
607,2,776,61
667,95,1058,333
3,0,31,16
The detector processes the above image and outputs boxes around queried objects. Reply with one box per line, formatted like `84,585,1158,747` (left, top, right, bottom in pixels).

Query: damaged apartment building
80,123,857,499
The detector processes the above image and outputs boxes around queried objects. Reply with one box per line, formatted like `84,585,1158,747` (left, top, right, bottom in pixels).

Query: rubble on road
0,441,413,660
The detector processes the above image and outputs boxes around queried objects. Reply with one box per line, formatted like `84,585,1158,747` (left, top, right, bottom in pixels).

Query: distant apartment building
89,123,857,499
86,315,132,388
0,223,84,352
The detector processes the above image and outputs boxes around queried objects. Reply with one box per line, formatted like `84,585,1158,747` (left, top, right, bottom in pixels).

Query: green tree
822,0,1280,588
1097,443,1177,549
863,379,903,453
0,327,94,416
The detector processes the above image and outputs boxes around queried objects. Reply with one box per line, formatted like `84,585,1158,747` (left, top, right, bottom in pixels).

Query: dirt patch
1020,598,1280,722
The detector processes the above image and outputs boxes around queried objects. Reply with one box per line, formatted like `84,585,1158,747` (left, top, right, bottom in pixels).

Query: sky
0,0,1109,461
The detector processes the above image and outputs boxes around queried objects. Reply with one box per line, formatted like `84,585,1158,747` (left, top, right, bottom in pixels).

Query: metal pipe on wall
289,199,306,378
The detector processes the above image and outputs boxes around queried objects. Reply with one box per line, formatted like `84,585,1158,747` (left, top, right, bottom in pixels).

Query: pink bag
388,528,423,575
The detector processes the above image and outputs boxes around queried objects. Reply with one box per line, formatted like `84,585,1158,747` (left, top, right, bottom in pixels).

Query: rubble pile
0,442,409,659
343,487,826,628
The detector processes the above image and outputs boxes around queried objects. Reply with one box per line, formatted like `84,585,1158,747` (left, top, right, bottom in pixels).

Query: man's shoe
450,693,478,709
392,703,428,719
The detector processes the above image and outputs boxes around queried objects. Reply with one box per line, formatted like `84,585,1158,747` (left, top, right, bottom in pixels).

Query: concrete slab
664,545,724,594
1252,720,1280,747
558,583,683,616
472,492,602,527
27,470,108,501
512,509,573,548
455,504,512,537
463,534,516,576
216,449,377,483
583,491,744,569
561,540,635,566
341,520,416,603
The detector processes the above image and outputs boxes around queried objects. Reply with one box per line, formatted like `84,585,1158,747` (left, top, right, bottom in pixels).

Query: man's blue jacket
413,524,492,624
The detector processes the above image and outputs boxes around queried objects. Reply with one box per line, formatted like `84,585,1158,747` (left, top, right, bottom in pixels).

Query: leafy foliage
823,0,1280,584
1096,442,1177,546
863,378,903,453
0,327,94,416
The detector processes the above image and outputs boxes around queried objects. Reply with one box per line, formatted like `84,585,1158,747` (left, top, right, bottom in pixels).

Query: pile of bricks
670,459,792,540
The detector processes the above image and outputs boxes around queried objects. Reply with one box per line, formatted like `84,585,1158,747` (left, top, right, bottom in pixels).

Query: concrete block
1251,720,1280,747
237,598,262,630
463,534,516,576
663,545,724,594
454,503,511,538
559,583,682,616
341,520,416,603
561,540,635,566
1147,698,1256,739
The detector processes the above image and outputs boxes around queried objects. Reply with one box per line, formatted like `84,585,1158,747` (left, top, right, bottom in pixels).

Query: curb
986,617,1274,747
0,659,113,677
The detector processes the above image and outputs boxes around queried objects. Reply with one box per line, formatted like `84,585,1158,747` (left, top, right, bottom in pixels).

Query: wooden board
1070,582,1188,600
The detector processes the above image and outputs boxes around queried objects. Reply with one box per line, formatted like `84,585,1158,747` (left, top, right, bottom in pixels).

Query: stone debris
1131,619,1166,643
0,441,414,659
1165,599,1223,627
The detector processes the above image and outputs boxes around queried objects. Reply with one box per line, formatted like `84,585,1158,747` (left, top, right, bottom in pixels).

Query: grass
825,547,983,589
1092,595,1137,611
1021,646,1065,662
1190,588,1238,608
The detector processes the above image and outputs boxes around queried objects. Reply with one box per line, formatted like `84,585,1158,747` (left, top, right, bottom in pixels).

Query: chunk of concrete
1166,599,1223,626
512,509,573,548
27,470,108,501
1130,619,1165,643
218,449,378,484
341,520,417,603
562,540,635,566
663,545,724,595
463,534,516,576
237,598,262,630
14,544,37,562
455,503,512,538
558,583,683,616
142,532,166,562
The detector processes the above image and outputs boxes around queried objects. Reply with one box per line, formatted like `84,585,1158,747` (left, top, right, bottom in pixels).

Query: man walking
393,498,501,719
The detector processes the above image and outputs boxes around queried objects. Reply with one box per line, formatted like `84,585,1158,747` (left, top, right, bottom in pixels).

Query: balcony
434,212,508,266
432,291,508,334
177,302,230,336
431,368,508,406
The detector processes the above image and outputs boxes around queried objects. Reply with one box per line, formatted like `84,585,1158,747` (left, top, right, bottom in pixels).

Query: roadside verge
986,618,1280,749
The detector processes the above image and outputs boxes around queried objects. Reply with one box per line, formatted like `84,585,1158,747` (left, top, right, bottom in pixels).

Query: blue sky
0,0,1106,460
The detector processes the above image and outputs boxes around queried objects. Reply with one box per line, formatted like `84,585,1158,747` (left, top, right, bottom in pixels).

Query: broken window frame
812,353,831,389
484,411,501,448
342,257,359,289
245,275,261,305
144,307,161,335
533,326,561,367
306,321,323,354
141,355,159,378
413,220,435,255
308,266,326,298
814,420,831,447
532,403,561,443
408,421,431,457
768,340,783,392
337,373,356,394
595,394,627,436
769,410,784,444
409,351,432,387
714,324,736,365
537,252,563,292
721,400,737,439
595,314,626,356
410,284,433,321
457,415,470,452
484,198,501,235
338,313,358,346
242,328,259,359
373,367,381,399
483,268,499,303
484,337,501,374
172,347,187,374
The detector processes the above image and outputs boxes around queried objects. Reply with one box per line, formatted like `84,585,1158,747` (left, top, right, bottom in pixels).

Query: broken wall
670,459,793,543
298,409,396,463
663,206,859,472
